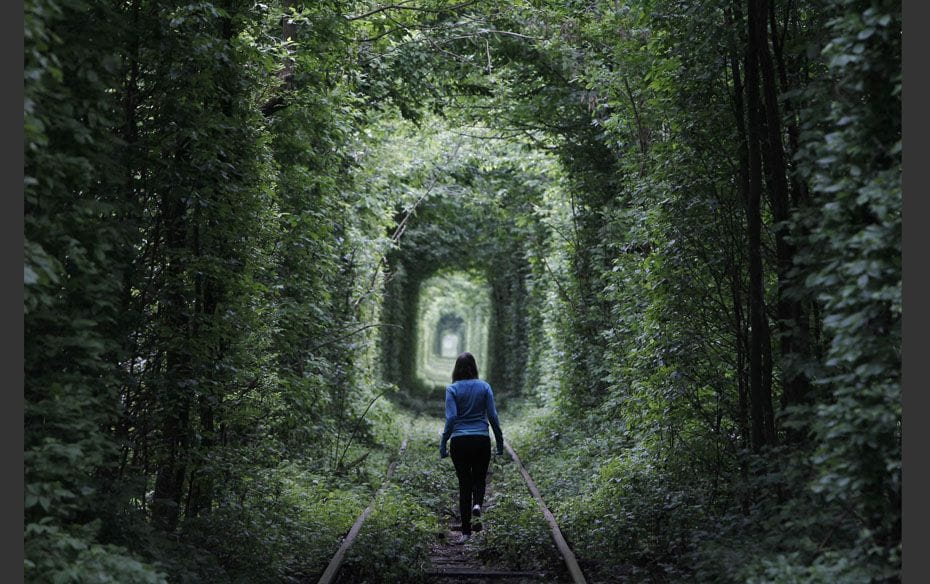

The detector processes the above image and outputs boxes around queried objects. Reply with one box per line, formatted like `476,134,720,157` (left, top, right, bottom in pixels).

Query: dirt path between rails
425,443,568,583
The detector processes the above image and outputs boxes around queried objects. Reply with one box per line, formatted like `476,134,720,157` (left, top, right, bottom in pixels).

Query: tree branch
540,256,572,305
346,0,478,22
307,323,402,354
350,140,464,311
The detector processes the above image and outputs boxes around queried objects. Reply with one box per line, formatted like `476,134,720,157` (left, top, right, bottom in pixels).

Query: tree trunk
726,11,752,455
768,0,814,431
750,1,800,432
742,0,775,452
151,198,192,532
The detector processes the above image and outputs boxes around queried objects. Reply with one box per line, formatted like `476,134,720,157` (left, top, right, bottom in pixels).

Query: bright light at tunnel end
414,271,491,391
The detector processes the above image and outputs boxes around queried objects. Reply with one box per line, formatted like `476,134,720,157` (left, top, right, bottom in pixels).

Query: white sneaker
454,533,472,544
472,504,481,517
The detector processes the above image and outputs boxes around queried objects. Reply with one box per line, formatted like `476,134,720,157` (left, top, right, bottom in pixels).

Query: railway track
316,426,586,584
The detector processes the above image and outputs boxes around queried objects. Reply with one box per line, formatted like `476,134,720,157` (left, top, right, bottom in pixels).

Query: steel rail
505,442,588,584
317,437,409,584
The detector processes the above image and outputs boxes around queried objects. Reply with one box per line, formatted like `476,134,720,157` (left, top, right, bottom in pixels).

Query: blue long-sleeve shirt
440,379,503,454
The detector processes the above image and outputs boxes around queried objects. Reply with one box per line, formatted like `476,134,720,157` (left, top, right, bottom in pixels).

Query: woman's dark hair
452,352,479,382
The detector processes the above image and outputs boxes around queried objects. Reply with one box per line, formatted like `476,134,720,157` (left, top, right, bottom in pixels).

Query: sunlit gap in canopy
414,270,491,390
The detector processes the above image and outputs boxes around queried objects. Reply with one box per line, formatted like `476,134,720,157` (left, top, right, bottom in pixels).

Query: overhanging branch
346,0,478,22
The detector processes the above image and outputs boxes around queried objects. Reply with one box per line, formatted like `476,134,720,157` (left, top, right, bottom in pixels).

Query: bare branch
350,141,465,311
540,256,573,305
346,0,478,22
308,323,402,354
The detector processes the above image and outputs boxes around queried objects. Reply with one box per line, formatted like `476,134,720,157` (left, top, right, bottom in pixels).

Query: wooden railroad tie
426,568,548,579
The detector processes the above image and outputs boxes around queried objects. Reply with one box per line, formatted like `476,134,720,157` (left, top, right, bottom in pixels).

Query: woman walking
439,352,504,544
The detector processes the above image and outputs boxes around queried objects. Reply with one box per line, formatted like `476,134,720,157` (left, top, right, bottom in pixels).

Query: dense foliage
25,0,900,582
26,1,399,580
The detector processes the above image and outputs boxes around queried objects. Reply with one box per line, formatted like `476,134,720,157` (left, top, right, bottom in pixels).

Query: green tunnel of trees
410,272,491,390
25,0,900,582
380,187,537,404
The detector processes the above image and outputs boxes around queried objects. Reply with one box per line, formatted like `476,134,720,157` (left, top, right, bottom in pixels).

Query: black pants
450,434,491,535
